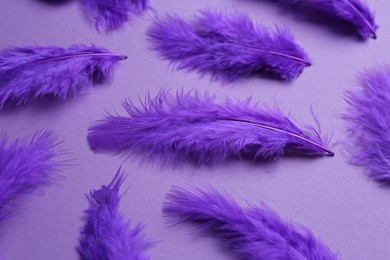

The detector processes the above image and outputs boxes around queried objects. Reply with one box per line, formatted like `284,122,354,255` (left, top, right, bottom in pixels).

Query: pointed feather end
315,144,334,157
326,151,335,157
118,55,128,60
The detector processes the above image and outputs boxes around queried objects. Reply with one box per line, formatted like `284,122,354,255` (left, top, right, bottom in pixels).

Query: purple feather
87,90,334,166
82,0,150,32
0,130,63,221
344,65,390,183
164,186,339,260
77,168,153,260
274,0,377,39
0,44,126,109
147,9,311,82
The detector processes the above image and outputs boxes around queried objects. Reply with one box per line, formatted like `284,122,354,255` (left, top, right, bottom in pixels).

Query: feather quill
273,0,377,39
0,130,63,221
82,0,150,32
87,90,334,165
163,186,339,260
344,65,390,183
0,44,126,109
77,168,153,260
147,9,311,82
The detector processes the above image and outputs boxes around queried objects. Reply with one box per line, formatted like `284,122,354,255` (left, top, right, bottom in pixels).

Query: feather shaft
87,90,333,165
77,168,153,259
344,0,377,39
246,47,311,66
268,50,311,65
163,186,339,260
222,118,334,156
31,53,127,64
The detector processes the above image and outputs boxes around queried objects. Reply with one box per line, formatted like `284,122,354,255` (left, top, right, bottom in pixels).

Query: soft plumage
163,186,339,260
0,130,63,221
275,0,377,39
87,90,333,165
344,65,390,183
82,0,150,32
77,169,153,260
147,9,311,82
0,44,126,109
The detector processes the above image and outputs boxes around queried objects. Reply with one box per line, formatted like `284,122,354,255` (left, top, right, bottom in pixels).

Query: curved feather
0,129,63,221
82,0,150,32
0,44,126,109
163,186,339,260
147,9,311,82
276,0,377,39
87,90,334,165
77,168,153,260
344,65,390,183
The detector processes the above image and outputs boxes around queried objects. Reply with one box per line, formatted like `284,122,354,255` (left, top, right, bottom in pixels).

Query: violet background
0,0,389,259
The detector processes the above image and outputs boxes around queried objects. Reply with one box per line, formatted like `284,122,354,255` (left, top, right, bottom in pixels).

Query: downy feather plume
0,44,126,109
147,9,311,82
344,65,390,183
163,186,339,260
77,168,153,260
272,0,377,40
0,129,63,221
87,90,334,166
82,0,150,32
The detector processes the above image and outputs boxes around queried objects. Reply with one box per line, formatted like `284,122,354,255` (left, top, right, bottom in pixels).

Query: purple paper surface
0,0,389,259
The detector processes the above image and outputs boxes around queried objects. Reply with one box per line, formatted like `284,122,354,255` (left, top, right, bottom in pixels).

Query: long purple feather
164,186,339,260
87,90,334,166
0,44,126,109
77,168,153,260
273,0,377,39
82,0,150,32
147,9,311,82
344,65,390,183
0,130,63,221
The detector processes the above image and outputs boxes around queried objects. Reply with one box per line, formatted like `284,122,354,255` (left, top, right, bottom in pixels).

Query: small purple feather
0,130,63,221
344,65,390,183
274,0,377,39
87,90,334,166
164,186,339,260
82,0,150,32
77,168,153,260
147,9,311,82
0,44,126,109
